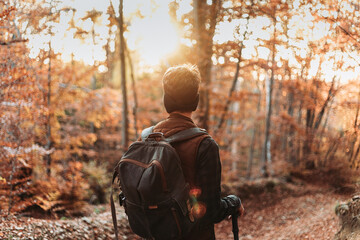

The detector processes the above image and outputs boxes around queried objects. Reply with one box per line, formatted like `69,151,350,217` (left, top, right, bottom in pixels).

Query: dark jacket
153,113,237,240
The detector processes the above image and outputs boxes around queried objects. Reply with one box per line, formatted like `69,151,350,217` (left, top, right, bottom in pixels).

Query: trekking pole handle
232,213,239,240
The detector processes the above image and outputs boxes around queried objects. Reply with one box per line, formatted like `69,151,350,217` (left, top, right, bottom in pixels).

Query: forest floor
0,180,353,240
216,184,348,240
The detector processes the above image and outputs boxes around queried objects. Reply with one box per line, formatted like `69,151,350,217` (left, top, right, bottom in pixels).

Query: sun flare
27,0,180,68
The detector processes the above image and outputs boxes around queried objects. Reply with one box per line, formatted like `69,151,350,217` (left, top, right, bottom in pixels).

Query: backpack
110,126,208,240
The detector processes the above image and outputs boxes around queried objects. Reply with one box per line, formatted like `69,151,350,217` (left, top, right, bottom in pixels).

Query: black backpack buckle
119,192,126,207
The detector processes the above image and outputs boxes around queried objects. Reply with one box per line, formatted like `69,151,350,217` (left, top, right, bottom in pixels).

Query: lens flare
189,188,206,219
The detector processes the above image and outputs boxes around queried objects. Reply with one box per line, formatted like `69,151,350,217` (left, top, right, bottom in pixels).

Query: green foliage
94,206,106,214
82,161,110,204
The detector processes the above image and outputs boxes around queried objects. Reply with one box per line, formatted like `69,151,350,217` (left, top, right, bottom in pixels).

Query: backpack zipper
120,159,168,192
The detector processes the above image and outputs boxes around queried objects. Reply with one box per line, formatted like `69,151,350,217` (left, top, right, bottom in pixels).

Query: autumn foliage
1,0,360,218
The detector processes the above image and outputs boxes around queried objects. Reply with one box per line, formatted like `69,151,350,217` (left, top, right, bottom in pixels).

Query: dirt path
1,186,350,240
215,188,349,240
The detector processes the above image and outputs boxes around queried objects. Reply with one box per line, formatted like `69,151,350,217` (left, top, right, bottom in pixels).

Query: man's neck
171,111,192,118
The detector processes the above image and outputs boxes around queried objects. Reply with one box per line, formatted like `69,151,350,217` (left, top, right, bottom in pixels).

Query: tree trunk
90,22,97,133
193,0,220,130
348,87,360,163
45,40,52,177
260,74,273,177
247,87,261,179
304,76,336,168
7,155,16,215
216,13,250,132
7,107,20,215
303,105,316,169
302,58,325,168
90,75,96,133
105,23,113,85
193,0,206,128
119,0,129,149
281,18,295,164
217,58,240,132
260,14,276,177
296,99,303,162
351,142,360,169
286,90,296,162
316,96,334,165
323,132,343,165
125,43,138,139
314,77,336,130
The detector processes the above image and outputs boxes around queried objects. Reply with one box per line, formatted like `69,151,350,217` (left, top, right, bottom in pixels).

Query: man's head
162,64,201,113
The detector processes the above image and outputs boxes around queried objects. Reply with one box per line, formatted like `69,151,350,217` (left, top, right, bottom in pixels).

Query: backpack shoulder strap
165,128,208,144
141,126,155,140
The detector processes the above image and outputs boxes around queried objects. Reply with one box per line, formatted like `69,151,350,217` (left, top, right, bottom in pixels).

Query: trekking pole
231,213,239,240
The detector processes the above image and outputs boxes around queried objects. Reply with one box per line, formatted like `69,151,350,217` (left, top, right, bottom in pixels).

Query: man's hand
224,195,244,218
227,204,245,220
238,204,245,217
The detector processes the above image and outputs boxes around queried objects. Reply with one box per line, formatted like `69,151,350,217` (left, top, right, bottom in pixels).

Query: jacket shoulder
199,135,218,149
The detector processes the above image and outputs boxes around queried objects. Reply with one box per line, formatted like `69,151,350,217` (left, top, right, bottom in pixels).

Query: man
151,64,244,239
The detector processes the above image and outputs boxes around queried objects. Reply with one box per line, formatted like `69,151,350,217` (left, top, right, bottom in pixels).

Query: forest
1,0,360,239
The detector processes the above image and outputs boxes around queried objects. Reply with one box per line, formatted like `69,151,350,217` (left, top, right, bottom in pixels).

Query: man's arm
195,137,243,225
